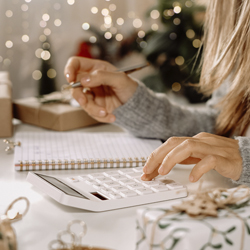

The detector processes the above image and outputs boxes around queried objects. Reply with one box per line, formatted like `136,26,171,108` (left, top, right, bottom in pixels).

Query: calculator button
103,171,120,177
111,186,129,192
87,173,105,179
127,183,144,190
95,177,112,183
103,181,120,188
78,175,89,181
100,188,112,195
120,190,138,197
67,177,79,182
151,186,169,192
136,188,154,195
133,167,144,172
125,172,142,179
110,175,127,181
92,184,103,190
118,169,134,175
167,183,184,190
86,179,98,185
142,181,161,187
109,193,122,199
133,177,144,183
119,179,136,185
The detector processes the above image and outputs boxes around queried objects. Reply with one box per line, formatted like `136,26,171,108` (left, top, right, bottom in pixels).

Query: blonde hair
199,0,250,136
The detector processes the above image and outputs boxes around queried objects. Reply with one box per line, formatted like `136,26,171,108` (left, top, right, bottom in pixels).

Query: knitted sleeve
113,81,218,140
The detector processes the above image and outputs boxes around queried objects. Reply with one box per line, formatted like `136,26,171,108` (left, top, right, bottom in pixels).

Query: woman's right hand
64,56,138,123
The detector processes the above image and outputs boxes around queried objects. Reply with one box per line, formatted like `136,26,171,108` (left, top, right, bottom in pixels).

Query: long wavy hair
199,0,250,136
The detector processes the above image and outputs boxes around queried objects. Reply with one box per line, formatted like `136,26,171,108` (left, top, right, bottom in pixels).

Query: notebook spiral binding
16,157,147,171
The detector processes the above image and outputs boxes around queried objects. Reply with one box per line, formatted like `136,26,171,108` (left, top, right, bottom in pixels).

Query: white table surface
0,122,236,250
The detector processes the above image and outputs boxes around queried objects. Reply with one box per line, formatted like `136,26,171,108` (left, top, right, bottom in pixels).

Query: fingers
64,56,116,83
143,133,242,183
141,166,160,181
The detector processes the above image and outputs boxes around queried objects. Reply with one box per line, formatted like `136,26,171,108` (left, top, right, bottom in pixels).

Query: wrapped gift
0,71,12,138
13,92,99,131
136,186,250,250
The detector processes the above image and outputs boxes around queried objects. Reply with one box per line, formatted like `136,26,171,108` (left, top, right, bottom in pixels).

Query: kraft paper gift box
136,187,250,250
0,71,13,138
13,92,99,131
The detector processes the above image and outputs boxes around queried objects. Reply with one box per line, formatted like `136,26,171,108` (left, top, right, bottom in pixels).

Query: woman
64,0,250,185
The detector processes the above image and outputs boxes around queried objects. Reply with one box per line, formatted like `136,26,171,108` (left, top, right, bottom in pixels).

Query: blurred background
0,0,207,103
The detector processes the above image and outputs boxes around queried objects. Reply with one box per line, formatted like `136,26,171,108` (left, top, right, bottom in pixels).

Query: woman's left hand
141,132,243,182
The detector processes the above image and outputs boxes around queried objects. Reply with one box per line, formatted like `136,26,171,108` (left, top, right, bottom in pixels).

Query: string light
173,18,181,25
109,4,116,11
32,70,42,80
186,29,195,39
175,56,185,66
89,36,97,43
138,30,145,38
41,50,51,60
91,7,98,14
151,24,158,31
82,22,90,30
47,68,56,78
54,19,62,27
172,82,181,92
133,18,142,28
22,35,29,42
115,34,123,41
67,0,75,6
150,10,160,19
193,39,201,48
116,18,124,25
5,41,13,48
5,10,13,18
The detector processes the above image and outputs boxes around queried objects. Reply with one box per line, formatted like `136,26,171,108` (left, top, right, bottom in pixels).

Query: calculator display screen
37,173,89,199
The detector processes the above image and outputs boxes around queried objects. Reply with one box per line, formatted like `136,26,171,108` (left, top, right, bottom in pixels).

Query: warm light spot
175,56,185,66
91,7,98,14
44,28,51,36
5,41,13,48
47,69,57,78
35,48,43,58
115,34,123,41
186,29,195,39
41,50,51,60
174,6,181,14
5,10,13,18
89,36,97,43
54,19,62,27
151,24,158,31
21,4,28,11
67,0,75,5
173,18,181,25
185,1,193,7
22,35,29,42
109,4,116,11
101,8,109,16
193,39,201,48
82,23,90,30
25,0,32,2
138,30,145,38
172,82,181,92
32,70,42,80
104,32,112,39
110,27,117,34
39,20,47,28
42,42,50,50
104,16,112,25
150,10,160,19
42,13,50,21
116,18,124,25
133,18,142,28
39,35,47,42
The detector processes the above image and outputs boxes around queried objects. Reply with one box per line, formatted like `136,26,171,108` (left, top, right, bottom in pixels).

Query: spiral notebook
14,131,162,171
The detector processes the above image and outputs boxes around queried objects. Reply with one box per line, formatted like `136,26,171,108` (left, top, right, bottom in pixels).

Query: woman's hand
141,132,243,182
64,56,138,123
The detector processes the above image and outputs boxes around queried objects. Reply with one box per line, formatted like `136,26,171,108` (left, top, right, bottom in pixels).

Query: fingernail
189,175,194,182
81,75,90,84
99,110,106,117
66,73,70,78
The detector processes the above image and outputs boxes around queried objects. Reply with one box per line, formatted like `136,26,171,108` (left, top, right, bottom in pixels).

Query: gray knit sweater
113,79,250,185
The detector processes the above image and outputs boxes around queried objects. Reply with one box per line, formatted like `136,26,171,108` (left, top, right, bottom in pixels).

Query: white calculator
27,167,187,212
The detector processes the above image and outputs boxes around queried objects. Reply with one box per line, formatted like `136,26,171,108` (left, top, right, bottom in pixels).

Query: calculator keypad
66,167,184,200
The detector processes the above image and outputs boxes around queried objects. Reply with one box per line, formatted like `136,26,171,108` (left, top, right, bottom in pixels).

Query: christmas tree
141,0,207,103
